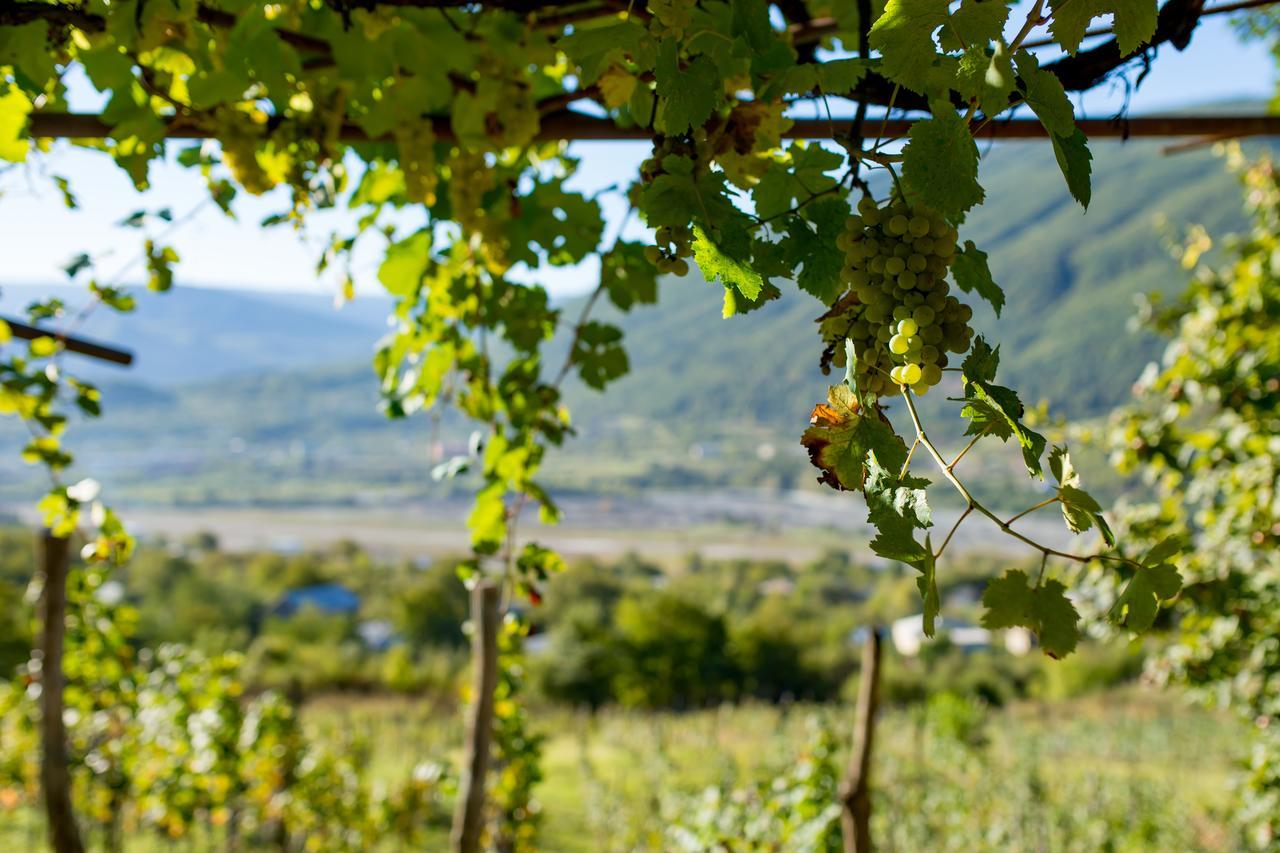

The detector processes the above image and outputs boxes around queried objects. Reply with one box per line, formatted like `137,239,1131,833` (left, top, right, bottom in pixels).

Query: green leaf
958,338,1047,476
982,569,1081,658
722,280,781,317
692,224,763,302
752,142,842,220
468,482,507,553
1048,445,1114,544
901,106,984,220
559,20,654,83
940,0,1015,52
1050,128,1093,209
951,240,1004,316
955,43,1015,119
870,0,952,93
0,87,32,163
1049,0,1157,55
778,198,850,303
864,443,933,566
572,321,629,390
915,538,941,637
816,59,869,94
1013,51,1076,137
378,231,431,297
638,155,745,233
1109,542,1183,632
600,242,660,311
655,41,721,135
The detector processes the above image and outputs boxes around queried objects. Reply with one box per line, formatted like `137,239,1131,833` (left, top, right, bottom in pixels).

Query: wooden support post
451,581,500,853
37,531,85,853
839,626,882,853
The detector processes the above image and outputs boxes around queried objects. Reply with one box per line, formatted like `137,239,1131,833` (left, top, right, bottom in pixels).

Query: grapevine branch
899,390,1141,571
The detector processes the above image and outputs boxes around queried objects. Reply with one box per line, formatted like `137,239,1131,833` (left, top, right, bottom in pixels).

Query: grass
3,687,1246,851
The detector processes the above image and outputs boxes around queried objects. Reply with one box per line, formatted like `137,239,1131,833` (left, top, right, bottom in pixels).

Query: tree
1108,149,1280,849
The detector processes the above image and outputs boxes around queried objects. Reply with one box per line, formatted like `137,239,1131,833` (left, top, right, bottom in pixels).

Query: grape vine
0,0,1224,844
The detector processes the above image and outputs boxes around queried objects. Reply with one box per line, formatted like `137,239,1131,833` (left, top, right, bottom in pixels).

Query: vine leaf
692,224,764,303
655,41,721,135
981,569,1081,658
957,337,1046,477
863,441,933,573
818,59,870,94
1109,539,1183,632
801,384,900,491
901,105,984,220
1050,129,1093,209
378,231,431,297
955,42,1015,119
951,240,1004,316
869,0,952,93
571,322,629,390
915,537,941,636
600,242,660,311
1049,0,1158,56
752,142,842,220
1014,52,1092,208
1048,446,1114,544
778,198,850,303
0,87,32,162
557,20,654,84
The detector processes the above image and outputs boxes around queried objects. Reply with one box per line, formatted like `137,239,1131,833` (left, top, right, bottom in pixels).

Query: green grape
671,258,689,276
827,193,977,396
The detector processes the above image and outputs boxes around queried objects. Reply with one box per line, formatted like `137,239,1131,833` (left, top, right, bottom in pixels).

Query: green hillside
0,139,1260,506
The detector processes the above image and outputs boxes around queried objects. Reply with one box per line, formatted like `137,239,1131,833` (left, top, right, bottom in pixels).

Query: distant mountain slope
0,138,1262,505
0,285,389,386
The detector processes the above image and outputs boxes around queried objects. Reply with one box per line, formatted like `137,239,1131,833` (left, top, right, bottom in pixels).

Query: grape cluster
394,124,438,206
821,195,974,398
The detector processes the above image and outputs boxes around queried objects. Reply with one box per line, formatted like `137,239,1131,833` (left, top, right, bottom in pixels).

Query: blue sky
1,14,1274,301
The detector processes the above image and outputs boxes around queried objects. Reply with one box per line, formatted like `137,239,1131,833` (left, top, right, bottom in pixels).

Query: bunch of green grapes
639,135,698,275
394,124,438,206
216,109,274,196
821,195,974,398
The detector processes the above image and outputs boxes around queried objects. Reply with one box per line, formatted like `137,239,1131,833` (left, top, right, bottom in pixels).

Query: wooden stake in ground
451,581,501,853
839,626,882,853
38,531,85,853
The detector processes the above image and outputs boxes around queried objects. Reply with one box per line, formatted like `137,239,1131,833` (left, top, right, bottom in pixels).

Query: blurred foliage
1107,149,1280,849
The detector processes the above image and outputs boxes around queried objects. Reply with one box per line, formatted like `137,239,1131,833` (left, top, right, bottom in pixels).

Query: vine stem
946,432,983,472
899,389,1141,574
1006,496,1059,527
934,504,972,561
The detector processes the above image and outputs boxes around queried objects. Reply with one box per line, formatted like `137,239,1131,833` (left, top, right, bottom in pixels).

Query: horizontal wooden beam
2,316,134,367
24,112,1280,143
